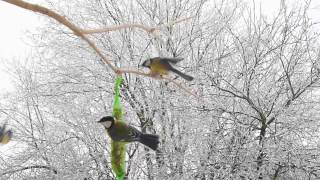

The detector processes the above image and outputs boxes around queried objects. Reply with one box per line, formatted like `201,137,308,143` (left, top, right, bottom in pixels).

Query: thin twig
2,165,57,175
161,76,198,98
165,16,194,27
82,16,194,34
82,23,156,34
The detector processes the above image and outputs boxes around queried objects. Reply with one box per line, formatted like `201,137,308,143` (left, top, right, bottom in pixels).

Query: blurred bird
98,116,159,151
141,57,194,81
0,124,13,144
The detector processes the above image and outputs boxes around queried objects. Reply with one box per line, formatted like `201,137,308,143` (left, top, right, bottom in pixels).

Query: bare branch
82,23,156,34
2,165,57,176
82,16,194,34
161,76,198,98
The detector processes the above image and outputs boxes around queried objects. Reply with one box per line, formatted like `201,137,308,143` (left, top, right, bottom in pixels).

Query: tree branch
2,165,57,176
82,16,194,34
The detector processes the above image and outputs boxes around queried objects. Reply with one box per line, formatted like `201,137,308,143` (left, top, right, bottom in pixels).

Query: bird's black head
142,57,161,67
6,130,13,137
141,58,151,68
98,116,115,129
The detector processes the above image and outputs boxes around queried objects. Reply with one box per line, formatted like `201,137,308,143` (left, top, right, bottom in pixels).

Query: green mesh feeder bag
111,76,127,180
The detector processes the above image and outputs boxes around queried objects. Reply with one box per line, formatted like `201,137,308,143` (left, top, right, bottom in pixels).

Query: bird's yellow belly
0,135,11,144
150,64,169,75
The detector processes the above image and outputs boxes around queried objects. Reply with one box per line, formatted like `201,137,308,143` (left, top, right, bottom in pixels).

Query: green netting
111,76,126,180
112,76,123,119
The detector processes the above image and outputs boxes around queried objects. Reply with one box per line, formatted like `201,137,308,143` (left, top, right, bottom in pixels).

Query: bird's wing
0,125,6,136
127,125,141,140
162,57,184,64
111,121,141,142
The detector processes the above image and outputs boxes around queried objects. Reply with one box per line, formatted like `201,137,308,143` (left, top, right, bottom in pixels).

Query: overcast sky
0,0,319,93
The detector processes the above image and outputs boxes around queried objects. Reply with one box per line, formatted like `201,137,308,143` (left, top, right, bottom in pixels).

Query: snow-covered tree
1,0,320,179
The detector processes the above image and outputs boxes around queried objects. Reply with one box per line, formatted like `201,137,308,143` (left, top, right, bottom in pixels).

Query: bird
98,116,159,151
141,57,194,81
0,125,13,144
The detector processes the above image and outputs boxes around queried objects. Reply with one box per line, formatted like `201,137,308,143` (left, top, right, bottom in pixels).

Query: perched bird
141,57,194,81
98,116,159,151
0,125,13,144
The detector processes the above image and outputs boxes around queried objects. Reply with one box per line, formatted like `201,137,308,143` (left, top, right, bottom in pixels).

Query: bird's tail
170,67,194,81
139,134,159,151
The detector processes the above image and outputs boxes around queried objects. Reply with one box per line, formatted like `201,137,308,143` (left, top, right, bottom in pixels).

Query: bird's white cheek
145,60,151,66
103,121,112,128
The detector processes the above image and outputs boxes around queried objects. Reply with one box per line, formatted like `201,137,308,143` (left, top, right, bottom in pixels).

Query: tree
1,0,320,179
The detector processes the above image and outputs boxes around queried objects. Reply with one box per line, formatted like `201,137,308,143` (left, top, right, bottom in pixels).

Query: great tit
98,116,159,151
0,125,13,144
141,57,194,81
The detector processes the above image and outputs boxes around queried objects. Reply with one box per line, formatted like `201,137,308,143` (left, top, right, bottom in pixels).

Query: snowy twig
82,23,157,34
161,76,198,98
81,16,194,34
